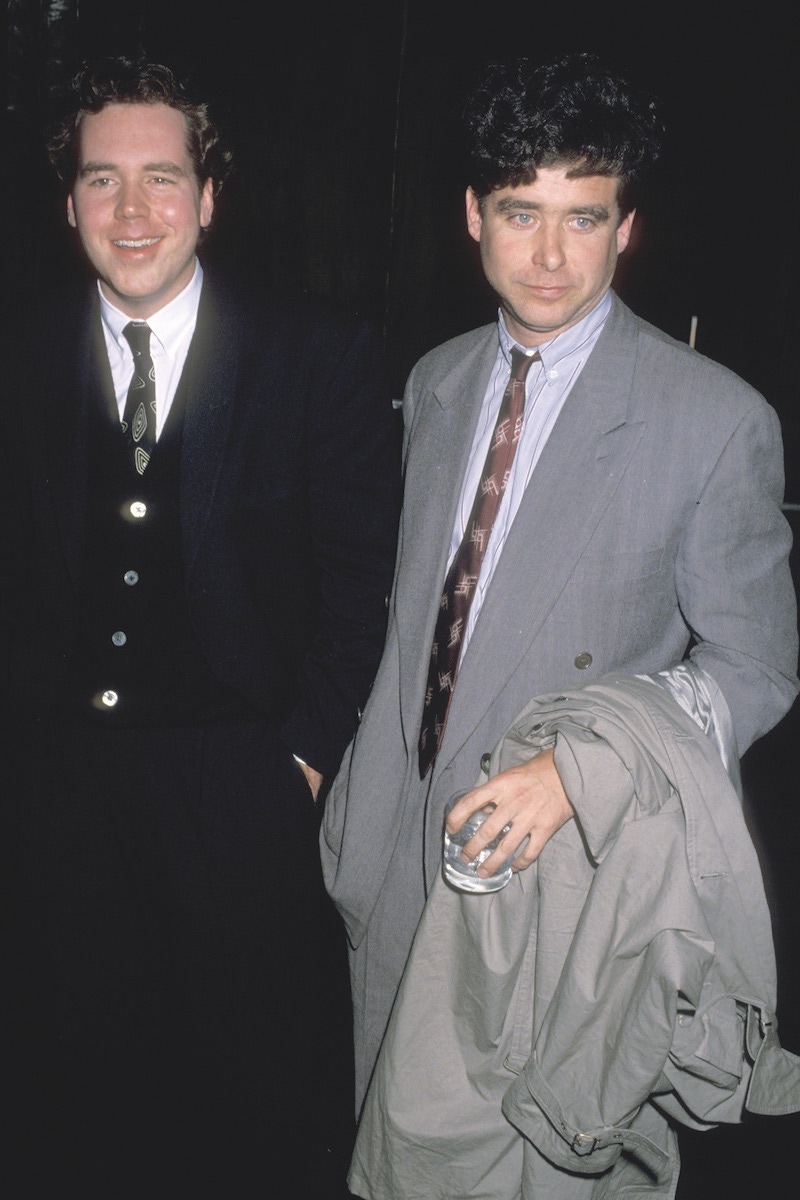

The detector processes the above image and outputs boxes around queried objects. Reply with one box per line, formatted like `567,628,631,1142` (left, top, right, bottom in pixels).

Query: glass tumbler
442,799,528,894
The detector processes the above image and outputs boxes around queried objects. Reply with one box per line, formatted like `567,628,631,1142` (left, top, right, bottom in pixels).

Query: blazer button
574,651,593,670
480,752,492,773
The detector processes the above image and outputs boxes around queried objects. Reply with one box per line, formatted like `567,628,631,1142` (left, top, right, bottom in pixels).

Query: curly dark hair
46,56,233,198
464,52,664,215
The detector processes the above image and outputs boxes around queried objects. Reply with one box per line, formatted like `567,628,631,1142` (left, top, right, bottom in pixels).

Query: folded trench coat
349,673,800,1200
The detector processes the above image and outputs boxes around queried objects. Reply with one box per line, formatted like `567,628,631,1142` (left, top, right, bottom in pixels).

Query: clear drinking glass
442,797,528,894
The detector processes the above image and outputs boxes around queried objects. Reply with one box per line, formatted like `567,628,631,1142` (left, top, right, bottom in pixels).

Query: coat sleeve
279,314,401,779
675,396,798,754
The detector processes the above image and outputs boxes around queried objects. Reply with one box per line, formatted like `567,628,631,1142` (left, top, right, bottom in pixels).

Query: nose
531,225,566,272
115,181,149,220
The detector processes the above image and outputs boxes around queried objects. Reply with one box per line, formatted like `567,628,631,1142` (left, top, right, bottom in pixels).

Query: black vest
61,383,251,727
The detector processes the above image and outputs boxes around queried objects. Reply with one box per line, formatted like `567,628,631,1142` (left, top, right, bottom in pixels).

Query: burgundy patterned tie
121,321,157,474
418,347,540,777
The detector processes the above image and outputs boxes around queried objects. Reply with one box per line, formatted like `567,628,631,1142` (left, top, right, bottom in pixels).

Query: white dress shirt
99,260,204,439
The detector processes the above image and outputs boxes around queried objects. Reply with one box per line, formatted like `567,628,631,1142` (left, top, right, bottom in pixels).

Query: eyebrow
79,160,189,178
494,197,612,223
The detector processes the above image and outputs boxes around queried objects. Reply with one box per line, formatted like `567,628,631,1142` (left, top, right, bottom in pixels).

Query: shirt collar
498,289,612,371
98,259,204,359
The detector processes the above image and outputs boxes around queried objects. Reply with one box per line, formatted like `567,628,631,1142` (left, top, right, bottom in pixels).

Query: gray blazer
321,292,799,951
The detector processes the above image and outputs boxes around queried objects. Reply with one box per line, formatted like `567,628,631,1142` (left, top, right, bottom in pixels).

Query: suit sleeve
677,397,798,755
279,316,401,780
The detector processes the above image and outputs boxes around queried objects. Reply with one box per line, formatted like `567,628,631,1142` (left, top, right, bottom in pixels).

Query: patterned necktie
121,321,156,474
418,346,540,777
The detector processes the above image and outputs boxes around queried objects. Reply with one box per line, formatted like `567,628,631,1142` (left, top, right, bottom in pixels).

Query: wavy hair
464,53,664,216
46,56,233,198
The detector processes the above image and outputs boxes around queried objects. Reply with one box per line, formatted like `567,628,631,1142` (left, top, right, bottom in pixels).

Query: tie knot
123,321,152,357
509,347,540,383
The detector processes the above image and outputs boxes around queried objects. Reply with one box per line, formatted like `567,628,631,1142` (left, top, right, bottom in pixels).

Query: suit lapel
179,277,241,573
46,289,114,585
395,326,499,734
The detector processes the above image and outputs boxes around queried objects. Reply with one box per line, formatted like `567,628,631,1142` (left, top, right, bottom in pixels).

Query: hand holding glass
442,796,529,894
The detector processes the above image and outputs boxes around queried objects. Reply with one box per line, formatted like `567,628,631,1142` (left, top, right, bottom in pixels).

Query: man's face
67,102,214,318
466,166,635,347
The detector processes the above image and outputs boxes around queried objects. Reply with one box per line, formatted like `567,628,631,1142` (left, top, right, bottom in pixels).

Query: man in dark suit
1,56,399,1198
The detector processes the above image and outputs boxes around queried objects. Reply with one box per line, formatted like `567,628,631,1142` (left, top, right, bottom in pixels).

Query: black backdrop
3,2,799,1194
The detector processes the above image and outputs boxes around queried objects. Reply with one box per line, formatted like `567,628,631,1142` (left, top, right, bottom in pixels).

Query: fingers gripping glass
442,797,529,894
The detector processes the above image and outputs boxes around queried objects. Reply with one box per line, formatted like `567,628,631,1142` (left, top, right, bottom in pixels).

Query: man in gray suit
321,52,799,1112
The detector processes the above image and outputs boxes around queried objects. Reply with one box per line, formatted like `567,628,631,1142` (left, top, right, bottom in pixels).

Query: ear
67,194,77,229
616,208,636,254
199,178,215,229
465,187,483,243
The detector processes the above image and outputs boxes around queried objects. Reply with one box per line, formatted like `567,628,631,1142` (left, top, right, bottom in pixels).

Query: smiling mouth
113,237,161,248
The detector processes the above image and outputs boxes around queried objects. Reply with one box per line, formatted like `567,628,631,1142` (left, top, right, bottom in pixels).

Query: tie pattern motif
121,321,156,474
418,347,540,777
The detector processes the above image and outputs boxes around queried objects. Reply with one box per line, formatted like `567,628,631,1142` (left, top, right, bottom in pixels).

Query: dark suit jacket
1,269,401,778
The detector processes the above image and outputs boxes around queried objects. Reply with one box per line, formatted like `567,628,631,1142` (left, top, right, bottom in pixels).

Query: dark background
3,2,799,1195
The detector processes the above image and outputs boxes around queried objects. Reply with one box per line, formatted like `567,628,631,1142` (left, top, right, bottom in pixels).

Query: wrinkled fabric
642,661,741,794
349,673,800,1200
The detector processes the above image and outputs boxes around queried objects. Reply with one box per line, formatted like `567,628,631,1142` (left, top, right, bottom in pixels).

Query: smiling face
67,102,214,318
466,166,635,347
